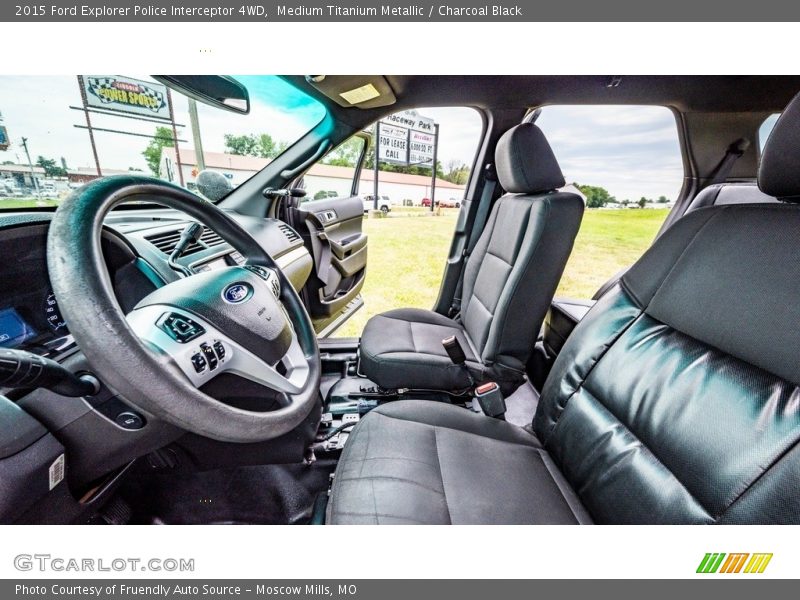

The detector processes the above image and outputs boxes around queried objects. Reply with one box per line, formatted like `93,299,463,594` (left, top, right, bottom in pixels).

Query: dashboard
0,208,312,364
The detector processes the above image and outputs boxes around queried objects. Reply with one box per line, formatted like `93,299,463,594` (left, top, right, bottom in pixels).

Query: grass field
335,207,670,337
0,198,60,209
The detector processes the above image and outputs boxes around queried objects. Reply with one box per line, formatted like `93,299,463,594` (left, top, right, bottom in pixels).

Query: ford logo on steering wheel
222,282,253,304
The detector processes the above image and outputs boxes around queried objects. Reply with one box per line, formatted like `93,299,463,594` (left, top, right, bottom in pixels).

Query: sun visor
306,75,397,109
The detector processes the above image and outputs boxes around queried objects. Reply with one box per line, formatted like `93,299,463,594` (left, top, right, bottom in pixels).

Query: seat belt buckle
474,381,506,418
442,335,467,365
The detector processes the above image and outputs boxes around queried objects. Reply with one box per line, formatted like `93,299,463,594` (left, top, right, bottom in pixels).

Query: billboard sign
377,123,409,164
382,111,436,134
82,75,170,120
0,126,8,151
378,111,437,166
409,129,435,166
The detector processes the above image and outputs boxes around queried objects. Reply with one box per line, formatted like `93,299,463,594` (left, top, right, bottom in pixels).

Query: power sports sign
82,75,170,120
377,111,437,167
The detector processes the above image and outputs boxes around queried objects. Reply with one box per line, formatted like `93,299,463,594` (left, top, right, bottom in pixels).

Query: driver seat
327,92,800,524
358,123,584,394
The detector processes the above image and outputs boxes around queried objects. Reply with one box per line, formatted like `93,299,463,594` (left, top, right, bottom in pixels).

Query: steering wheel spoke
126,304,309,395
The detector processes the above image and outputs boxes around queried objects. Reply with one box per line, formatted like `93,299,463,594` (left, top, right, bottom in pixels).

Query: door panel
291,194,367,335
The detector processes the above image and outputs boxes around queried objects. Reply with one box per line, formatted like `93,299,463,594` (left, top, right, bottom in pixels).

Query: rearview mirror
153,75,250,114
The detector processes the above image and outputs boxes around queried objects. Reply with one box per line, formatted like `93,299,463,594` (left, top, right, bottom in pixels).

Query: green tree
36,156,67,177
223,133,259,156
142,126,175,176
657,195,669,204
322,137,365,168
224,133,288,159
577,184,615,208
443,160,470,185
638,197,648,208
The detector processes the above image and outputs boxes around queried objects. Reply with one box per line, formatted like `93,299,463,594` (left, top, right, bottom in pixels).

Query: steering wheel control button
222,282,254,304
115,411,145,430
244,265,270,279
158,313,205,343
200,342,218,370
245,266,281,297
191,352,207,373
212,340,226,360
230,251,245,265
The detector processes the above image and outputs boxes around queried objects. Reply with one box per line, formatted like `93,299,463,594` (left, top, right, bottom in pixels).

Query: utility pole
76,75,102,177
187,98,206,172
166,89,184,187
373,121,380,210
20,137,40,196
429,123,439,212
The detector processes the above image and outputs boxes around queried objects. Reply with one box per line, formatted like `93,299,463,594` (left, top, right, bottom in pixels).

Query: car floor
110,381,538,525
114,458,337,525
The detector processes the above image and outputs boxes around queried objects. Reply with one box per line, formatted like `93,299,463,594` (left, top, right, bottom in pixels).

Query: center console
314,339,474,453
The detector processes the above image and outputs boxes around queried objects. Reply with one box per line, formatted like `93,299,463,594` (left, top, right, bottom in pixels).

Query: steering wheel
47,175,321,443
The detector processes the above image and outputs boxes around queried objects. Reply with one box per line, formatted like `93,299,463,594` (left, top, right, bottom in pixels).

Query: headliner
285,76,800,124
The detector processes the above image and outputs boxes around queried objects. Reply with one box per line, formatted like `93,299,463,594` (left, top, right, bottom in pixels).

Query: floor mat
118,458,337,525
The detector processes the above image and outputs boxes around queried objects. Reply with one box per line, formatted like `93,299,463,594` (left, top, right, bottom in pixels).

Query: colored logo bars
696,553,773,574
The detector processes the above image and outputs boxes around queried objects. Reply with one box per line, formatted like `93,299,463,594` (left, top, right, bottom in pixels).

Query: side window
300,135,368,201
536,105,682,299
334,107,483,337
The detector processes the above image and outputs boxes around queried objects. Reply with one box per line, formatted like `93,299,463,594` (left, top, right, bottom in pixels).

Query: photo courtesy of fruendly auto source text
1,0,800,593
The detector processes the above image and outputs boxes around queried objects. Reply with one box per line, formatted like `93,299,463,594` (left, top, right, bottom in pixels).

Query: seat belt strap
450,164,498,316
465,164,498,258
708,138,750,185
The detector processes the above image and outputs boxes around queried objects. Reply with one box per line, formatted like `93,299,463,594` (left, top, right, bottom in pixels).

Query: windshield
0,75,326,209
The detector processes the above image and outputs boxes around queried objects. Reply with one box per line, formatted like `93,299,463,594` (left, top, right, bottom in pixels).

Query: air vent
278,223,300,243
145,226,225,256
198,229,224,248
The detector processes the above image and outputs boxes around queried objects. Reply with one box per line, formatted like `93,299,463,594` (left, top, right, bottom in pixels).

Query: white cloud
537,105,683,200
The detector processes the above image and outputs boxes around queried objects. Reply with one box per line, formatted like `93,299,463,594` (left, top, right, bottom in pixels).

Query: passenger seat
358,123,585,395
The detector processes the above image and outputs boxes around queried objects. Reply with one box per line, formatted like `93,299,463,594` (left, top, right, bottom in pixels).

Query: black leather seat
328,92,800,525
359,123,584,394
684,181,778,213
544,182,779,351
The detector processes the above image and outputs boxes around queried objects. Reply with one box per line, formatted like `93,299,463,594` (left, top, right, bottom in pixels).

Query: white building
160,148,466,204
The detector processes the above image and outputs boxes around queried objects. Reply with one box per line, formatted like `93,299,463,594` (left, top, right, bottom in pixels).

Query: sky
0,76,684,200
0,75,326,173
402,104,685,200
537,105,683,201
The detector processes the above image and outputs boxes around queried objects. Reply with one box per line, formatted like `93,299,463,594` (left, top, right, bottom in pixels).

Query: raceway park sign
82,76,170,120
378,111,437,167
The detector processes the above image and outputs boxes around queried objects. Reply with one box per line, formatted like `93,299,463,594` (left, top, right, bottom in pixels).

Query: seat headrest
759,91,800,203
495,123,566,195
